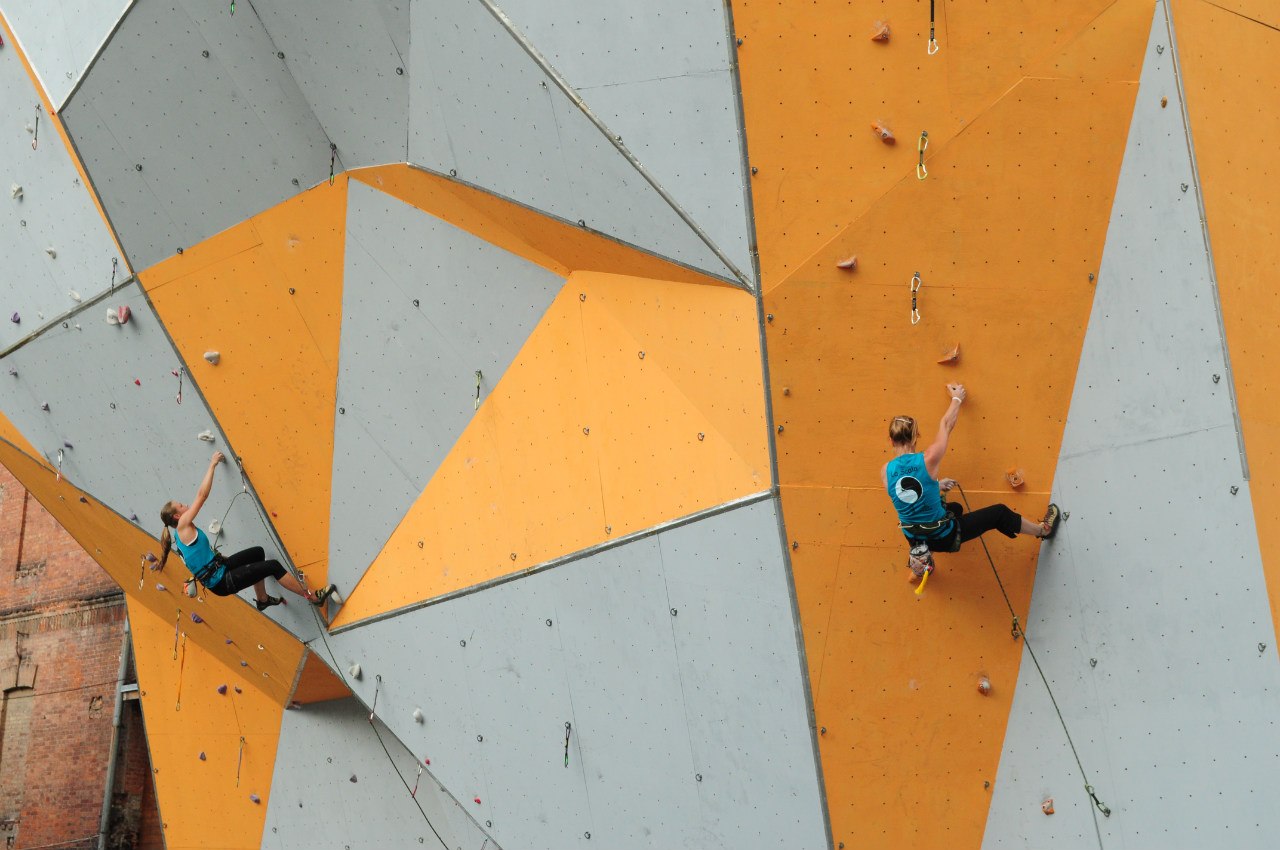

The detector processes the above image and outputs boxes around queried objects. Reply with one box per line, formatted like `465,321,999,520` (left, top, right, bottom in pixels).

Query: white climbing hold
10,184,22,200
106,309,120,325
208,519,222,535
203,350,220,365
197,430,215,443
412,708,424,724
68,290,80,301
348,663,362,680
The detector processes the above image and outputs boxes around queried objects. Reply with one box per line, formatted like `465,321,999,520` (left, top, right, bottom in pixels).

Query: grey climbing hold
8,367,16,376
413,708,424,723
349,775,357,783
41,402,50,411
240,660,248,667
203,351,221,365
249,794,260,804
155,584,167,591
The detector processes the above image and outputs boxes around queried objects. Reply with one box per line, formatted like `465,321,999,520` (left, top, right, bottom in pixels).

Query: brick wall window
0,685,35,849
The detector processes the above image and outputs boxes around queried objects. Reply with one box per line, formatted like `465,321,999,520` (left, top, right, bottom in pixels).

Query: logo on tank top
894,476,924,504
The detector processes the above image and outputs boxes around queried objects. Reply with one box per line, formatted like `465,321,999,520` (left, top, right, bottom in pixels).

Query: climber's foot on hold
255,595,283,612
310,584,338,607
1040,504,1062,540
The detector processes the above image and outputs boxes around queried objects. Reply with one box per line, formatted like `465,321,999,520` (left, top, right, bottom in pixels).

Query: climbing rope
910,272,922,325
175,631,187,711
917,131,929,180
955,484,1112,821
564,722,572,767
928,0,940,54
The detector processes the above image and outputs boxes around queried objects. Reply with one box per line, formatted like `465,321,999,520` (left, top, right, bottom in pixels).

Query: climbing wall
985,3,1280,846
3,0,1280,848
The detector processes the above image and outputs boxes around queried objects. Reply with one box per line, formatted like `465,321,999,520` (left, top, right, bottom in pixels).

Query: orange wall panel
333,271,766,626
352,165,732,287
1172,0,1280,648
140,180,348,582
129,598,282,850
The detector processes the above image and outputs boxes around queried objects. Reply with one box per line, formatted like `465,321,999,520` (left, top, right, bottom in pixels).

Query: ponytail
159,526,173,570
158,500,181,569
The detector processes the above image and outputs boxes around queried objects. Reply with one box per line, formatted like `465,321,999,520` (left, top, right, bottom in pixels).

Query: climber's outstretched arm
923,384,965,477
179,451,224,530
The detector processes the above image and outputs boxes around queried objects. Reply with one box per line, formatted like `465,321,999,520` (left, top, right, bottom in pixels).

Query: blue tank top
173,526,224,586
886,452,952,539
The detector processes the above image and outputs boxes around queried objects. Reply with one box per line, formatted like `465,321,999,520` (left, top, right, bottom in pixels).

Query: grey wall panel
250,0,410,169
326,497,827,850
0,281,318,641
58,0,333,272
0,0,132,109
263,697,496,850
0,36,127,353
493,0,754,283
407,0,739,283
983,7,1280,848
329,181,563,593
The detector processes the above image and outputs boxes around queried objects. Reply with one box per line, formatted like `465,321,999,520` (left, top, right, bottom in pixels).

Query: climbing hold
130,513,138,522
117,306,131,325
155,584,167,592
782,387,790,396
217,684,228,695
871,121,895,144
1042,798,1054,815
413,708,424,723
836,255,857,271
348,663,362,680
1161,96,1168,108
349,775,357,783
144,553,158,564
9,313,18,324
977,675,991,695
225,638,233,645
239,660,248,667
1005,468,1025,489
208,519,222,535
870,20,890,41
234,686,242,694
8,368,16,377
288,701,301,710
134,379,141,386
191,612,204,624
199,752,206,761
937,343,960,364
47,249,57,260
249,795,260,805
10,184,22,200
423,757,431,765
473,798,482,805
203,351,221,365
197,430,215,443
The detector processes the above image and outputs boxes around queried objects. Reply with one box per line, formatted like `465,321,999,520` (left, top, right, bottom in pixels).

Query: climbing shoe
1041,504,1062,540
255,595,283,611
310,584,338,607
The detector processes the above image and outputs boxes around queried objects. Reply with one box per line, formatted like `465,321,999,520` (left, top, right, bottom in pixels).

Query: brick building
0,462,162,850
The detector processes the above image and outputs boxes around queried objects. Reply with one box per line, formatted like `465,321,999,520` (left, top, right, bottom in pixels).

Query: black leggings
945,501,1023,542
208,547,286,596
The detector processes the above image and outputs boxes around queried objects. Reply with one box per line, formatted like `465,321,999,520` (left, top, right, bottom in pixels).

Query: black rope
955,484,1111,821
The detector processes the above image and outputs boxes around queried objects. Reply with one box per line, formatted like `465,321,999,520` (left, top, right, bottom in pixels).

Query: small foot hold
836,254,858,271
937,343,960,364
871,121,895,144
255,595,283,612
1005,467,1025,489
1040,503,1062,540
870,20,890,42
1042,798,1055,815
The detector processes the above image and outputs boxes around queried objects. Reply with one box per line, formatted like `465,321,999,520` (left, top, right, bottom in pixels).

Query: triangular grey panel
329,181,563,596
407,0,740,283
249,0,410,169
983,9,1280,847
327,497,826,850
263,698,498,850
0,281,318,641
0,0,132,109
495,0,754,284
0,27,126,352
58,0,333,271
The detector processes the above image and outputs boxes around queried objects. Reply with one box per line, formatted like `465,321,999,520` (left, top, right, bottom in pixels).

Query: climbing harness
564,722,572,767
917,131,929,180
474,370,483,410
954,483,1111,820
928,0,940,54
910,272,922,325
31,104,40,151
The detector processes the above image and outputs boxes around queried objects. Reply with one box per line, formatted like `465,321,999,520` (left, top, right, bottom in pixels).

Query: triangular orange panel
140,179,348,585
333,272,767,626
352,165,733,287
288,649,351,706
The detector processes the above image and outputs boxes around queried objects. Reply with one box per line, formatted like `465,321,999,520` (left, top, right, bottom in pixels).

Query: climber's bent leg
957,504,1024,541
216,558,288,595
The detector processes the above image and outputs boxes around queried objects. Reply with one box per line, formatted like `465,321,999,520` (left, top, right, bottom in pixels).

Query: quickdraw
911,272,922,325
917,131,929,180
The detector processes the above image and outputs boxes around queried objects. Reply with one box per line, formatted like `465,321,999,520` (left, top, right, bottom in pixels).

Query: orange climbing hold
836,255,858,271
977,675,991,695
937,343,960,364
870,21,891,42
1042,798,1055,815
1006,468,1026,489
871,121,896,144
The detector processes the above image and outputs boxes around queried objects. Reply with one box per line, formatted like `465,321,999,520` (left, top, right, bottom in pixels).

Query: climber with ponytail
159,451,336,611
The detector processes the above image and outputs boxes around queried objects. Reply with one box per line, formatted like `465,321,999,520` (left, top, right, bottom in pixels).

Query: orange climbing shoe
1040,504,1062,540
311,584,338,607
